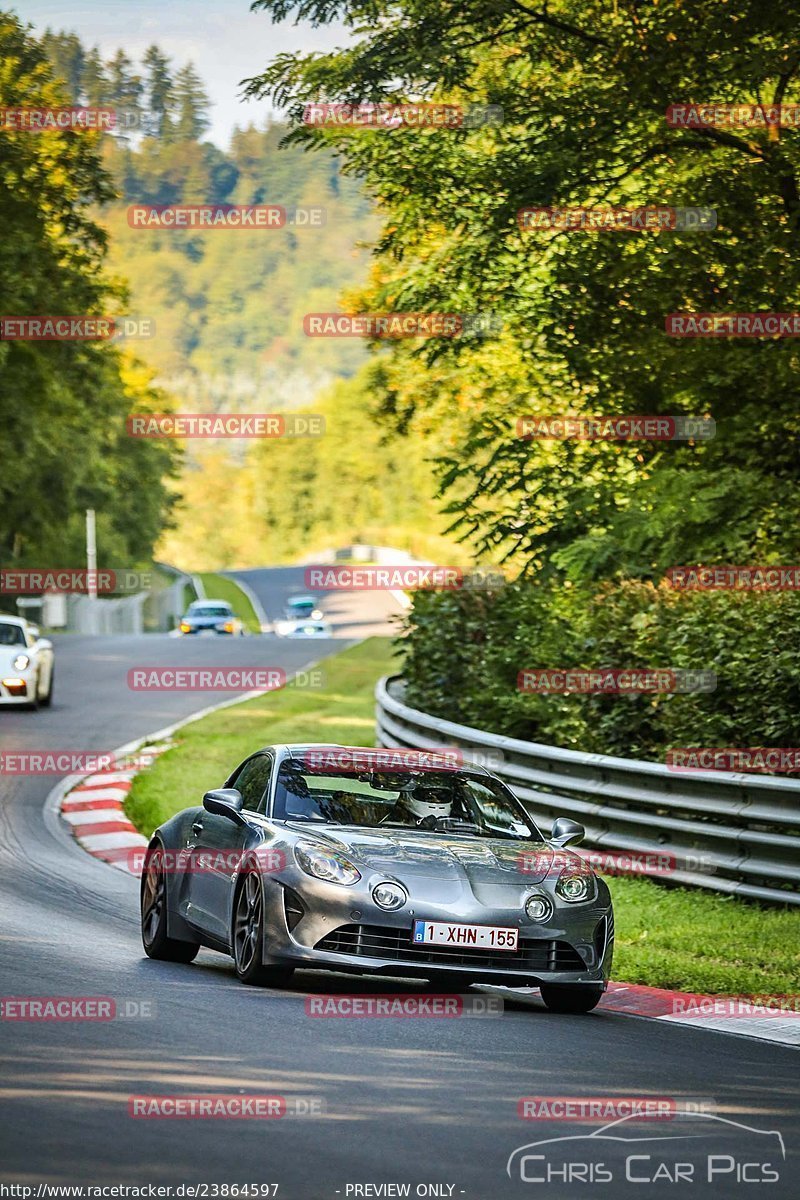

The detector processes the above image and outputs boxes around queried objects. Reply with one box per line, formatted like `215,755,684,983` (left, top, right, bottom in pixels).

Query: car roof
0,615,27,628
287,594,315,604
189,598,232,608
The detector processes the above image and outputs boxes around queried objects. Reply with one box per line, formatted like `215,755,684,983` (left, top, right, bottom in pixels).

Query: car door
184,753,274,942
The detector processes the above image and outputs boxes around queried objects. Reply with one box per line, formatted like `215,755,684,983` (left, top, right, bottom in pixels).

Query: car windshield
189,605,230,618
0,623,26,647
273,762,542,841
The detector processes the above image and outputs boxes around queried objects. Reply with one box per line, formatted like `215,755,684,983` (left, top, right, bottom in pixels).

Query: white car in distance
0,616,54,709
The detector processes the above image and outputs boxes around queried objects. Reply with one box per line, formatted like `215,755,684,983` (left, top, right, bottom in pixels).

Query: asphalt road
230,565,407,638
0,626,798,1199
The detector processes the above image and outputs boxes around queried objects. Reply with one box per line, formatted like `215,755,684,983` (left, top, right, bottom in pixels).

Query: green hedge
399,580,800,761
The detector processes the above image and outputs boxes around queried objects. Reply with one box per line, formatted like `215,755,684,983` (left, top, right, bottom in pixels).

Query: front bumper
260,870,613,986
180,626,233,636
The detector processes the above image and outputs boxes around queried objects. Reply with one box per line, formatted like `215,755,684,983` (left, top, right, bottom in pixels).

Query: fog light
2,677,27,696
373,882,407,911
525,892,552,922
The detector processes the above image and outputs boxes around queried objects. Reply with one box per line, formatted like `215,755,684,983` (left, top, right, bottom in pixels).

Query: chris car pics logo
507,1112,784,1185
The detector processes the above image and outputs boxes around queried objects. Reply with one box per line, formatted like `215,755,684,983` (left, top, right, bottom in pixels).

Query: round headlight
295,841,361,886
12,654,30,671
525,893,552,922
556,871,597,903
372,881,407,911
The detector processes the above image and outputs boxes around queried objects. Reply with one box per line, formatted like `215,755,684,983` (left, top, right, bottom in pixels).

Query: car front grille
314,924,585,972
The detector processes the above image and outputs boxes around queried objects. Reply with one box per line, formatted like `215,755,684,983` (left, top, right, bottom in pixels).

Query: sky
14,0,348,146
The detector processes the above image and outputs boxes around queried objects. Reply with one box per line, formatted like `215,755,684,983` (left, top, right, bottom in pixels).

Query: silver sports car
140,745,614,1012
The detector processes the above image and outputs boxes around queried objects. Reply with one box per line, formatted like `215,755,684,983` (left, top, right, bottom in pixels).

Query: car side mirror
35,637,53,651
203,788,246,824
550,817,585,848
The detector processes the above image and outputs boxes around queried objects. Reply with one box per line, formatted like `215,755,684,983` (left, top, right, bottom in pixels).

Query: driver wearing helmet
399,782,454,827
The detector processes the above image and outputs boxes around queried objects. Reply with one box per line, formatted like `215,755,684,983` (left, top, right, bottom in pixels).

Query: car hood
287,825,575,899
185,615,228,626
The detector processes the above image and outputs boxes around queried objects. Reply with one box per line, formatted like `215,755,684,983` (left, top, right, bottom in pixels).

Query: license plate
412,920,518,951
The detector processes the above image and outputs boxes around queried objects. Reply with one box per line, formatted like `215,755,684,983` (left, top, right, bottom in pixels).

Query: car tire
233,869,294,987
26,677,39,712
39,668,53,708
539,983,604,1013
141,843,200,963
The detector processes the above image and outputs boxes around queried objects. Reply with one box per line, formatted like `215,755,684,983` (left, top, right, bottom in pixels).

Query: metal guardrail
375,676,800,906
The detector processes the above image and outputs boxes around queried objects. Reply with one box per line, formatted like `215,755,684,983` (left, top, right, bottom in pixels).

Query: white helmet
405,785,453,823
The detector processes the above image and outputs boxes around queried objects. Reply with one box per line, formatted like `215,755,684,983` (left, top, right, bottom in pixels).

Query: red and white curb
49,679,307,876
600,981,800,1047
59,746,170,874
492,980,800,1048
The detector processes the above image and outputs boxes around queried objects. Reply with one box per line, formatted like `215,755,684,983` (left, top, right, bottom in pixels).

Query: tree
245,0,800,578
143,44,174,139
40,29,84,100
106,49,143,139
81,45,109,107
173,62,211,141
0,14,178,570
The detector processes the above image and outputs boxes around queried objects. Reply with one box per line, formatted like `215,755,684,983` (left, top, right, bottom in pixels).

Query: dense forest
22,25,460,568
244,0,800,756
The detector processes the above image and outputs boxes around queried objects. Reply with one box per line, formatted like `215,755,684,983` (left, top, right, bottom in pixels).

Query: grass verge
124,637,799,994
125,637,397,835
197,571,261,632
